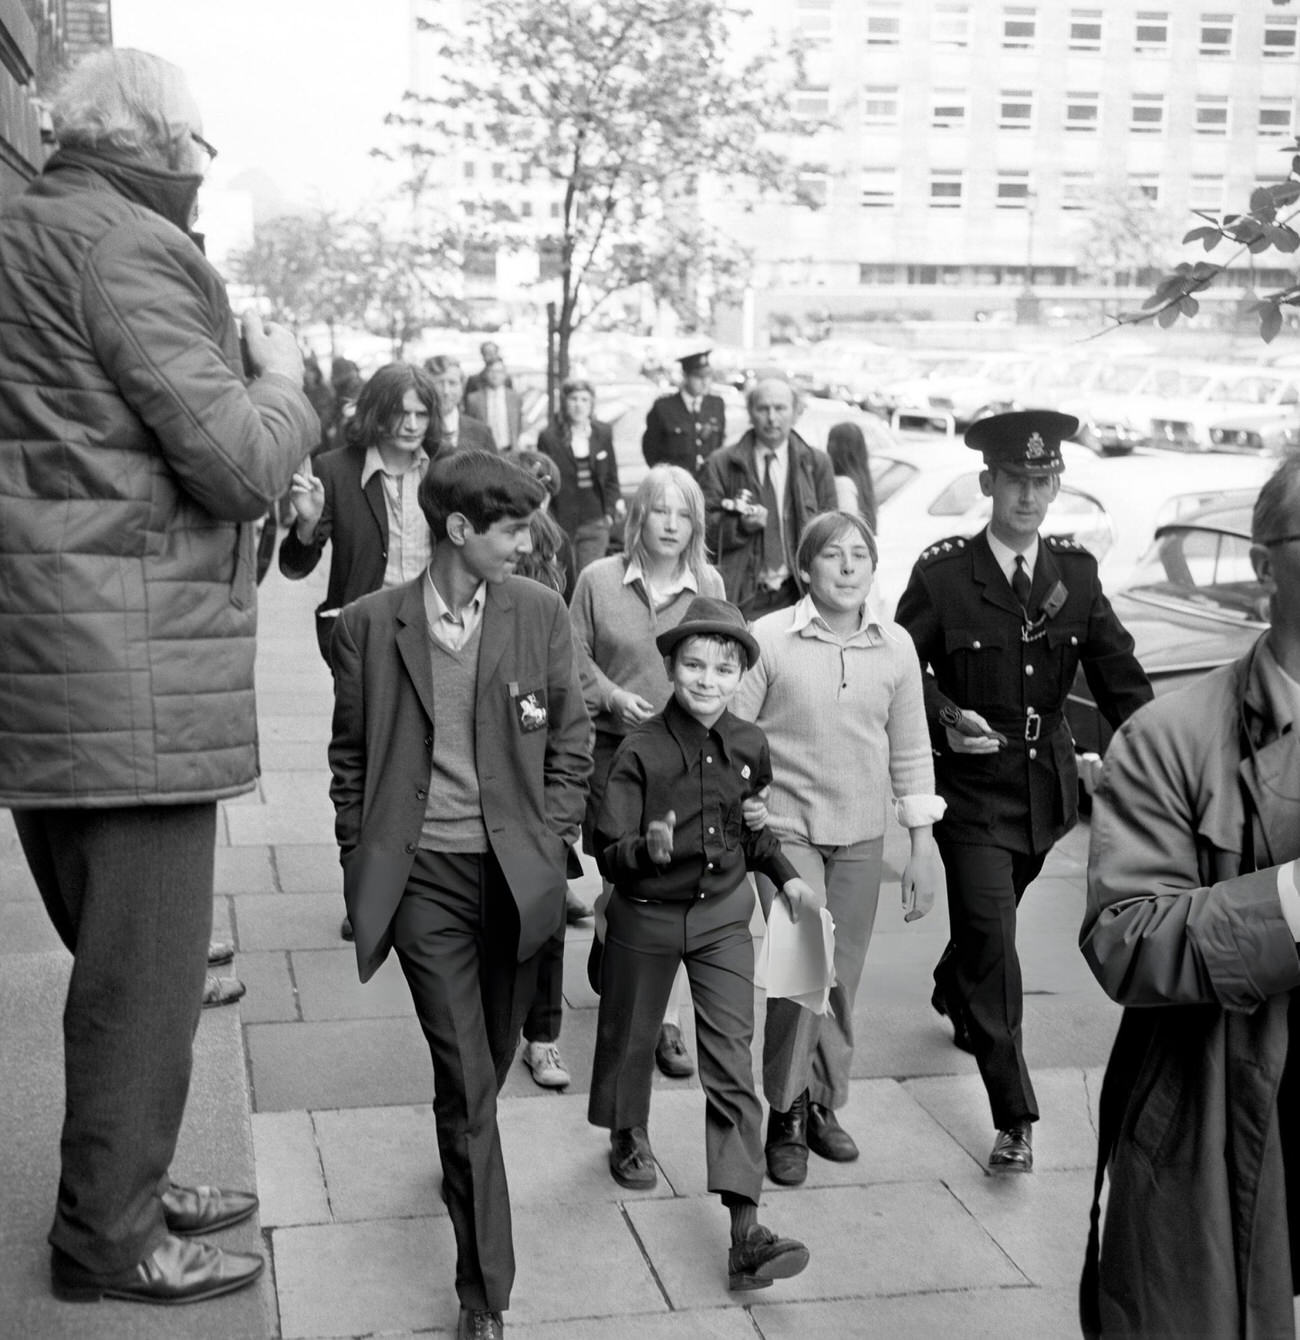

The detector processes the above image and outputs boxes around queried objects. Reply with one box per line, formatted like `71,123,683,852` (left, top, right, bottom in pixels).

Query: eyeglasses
190,131,219,165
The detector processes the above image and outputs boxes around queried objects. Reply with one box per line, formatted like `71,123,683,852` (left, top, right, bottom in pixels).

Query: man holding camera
700,374,836,619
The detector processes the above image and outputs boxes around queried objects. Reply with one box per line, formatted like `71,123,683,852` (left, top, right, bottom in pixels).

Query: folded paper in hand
754,899,836,1014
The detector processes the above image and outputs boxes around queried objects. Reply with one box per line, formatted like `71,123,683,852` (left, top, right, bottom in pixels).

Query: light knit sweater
569,554,725,735
731,595,943,846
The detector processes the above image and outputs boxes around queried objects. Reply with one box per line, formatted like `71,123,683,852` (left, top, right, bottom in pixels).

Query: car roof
1152,496,1255,541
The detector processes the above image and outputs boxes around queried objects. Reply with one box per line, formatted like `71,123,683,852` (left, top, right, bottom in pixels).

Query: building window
520,201,533,218
930,169,964,207
999,90,1034,130
794,86,830,118
1199,13,1234,58
1065,91,1100,131
1129,174,1160,203
1261,97,1295,138
865,2,901,46
1264,14,1298,59
549,202,561,219
863,85,900,127
1134,11,1168,54
1188,175,1222,213
933,2,970,48
860,168,897,209
858,263,902,284
1061,172,1093,210
1195,95,1230,136
932,88,968,129
463,161,476,180
491,162,505,180
1131,92,1164,133
1003,6,1036,49
795,0,834,36
996,171,1032,207
1069,8,1102,51
797,172,830,208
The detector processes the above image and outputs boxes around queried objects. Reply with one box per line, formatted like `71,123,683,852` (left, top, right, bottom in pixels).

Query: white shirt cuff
1276,861,1300,940
893,794,947,829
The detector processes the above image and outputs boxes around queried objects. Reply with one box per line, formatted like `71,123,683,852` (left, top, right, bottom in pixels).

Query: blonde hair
52,49,195,162
624,465,709,580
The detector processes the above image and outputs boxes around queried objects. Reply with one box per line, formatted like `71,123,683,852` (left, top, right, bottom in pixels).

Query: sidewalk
1,550,1124,1339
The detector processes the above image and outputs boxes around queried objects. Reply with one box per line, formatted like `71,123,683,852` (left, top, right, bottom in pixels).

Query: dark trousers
522,924,563,1043
738,577,799,621
393,849,543,1312
588,881,764,1203
13,804,216,1273
933,839,1045,1130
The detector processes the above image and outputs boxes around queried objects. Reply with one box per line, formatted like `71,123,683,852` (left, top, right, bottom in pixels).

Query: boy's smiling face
665,635,744,729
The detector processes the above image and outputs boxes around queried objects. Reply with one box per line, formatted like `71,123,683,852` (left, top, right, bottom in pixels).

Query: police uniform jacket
642,391,726,476
894,528,1151,854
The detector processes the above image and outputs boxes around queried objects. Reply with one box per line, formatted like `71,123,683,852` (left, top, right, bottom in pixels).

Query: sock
723,1194,758,1244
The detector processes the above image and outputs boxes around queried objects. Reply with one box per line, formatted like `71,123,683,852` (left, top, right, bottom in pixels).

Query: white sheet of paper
754,899,836,1015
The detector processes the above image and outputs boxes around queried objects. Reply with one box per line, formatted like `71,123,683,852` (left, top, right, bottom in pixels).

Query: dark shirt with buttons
895,527,1151,854
596,695,798,902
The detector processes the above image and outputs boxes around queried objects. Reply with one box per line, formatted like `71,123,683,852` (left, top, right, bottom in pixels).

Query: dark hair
826,422,877,532
417,449,546,541
668,631,746,669
514,508,569,596
795,509,878,576
559,378,596,424
1253,455,1300,545
345,363,441,453
513,449,561,498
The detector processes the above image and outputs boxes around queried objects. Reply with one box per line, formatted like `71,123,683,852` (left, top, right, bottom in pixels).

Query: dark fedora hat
655,595,759,669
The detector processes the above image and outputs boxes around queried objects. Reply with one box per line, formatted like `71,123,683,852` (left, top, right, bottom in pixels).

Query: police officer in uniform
642,349,727,478
894,410,1151,1174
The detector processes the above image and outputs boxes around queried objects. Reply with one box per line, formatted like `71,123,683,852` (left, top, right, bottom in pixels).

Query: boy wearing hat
589,594,817,1291
895,410,1151,1175
642,349,727,478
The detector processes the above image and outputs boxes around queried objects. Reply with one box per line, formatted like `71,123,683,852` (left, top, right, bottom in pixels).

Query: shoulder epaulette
916,535,971,564
1045,534,1093,558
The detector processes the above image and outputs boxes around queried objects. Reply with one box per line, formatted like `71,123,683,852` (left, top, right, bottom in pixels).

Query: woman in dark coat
537,378,622,572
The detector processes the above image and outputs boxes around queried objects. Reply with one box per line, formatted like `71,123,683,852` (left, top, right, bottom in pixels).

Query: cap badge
1026,431,1045,458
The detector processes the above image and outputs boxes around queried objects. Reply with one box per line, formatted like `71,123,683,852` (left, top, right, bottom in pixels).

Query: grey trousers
756,835,884,1115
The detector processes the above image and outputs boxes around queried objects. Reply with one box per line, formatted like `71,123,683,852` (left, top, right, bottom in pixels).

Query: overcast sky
111,0,414,208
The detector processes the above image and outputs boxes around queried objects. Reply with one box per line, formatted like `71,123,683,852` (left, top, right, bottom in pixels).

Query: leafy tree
1112,141,1300,341
390,0,818,380
1073,185,1176,316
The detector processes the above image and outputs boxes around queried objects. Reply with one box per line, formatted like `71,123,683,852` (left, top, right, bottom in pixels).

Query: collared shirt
681,391,700,416
985,529,1040,588
360,445,432,587
484,386,510,449
595,696,798,902
623,556,699,607
752,437,790,585
788,591,894,648
423,571,486,653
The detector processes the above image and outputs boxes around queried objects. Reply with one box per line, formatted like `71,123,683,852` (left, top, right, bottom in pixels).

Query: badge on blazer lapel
511,685,549,732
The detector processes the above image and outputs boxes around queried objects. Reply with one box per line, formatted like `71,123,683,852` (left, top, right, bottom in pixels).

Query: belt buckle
1024,708,1041,742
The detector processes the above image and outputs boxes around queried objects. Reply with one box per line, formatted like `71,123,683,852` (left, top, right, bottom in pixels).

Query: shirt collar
663,694,737,767
985,528,1039,581
623,556,699,597
360,444,429,488
425,570,486,624
788,591,892,643
751,438,789,471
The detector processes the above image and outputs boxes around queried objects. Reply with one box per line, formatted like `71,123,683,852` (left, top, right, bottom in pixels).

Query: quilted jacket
0,148,318,807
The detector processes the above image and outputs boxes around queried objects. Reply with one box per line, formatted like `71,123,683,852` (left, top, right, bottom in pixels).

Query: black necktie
1012,555,1031,610
759,452,783,572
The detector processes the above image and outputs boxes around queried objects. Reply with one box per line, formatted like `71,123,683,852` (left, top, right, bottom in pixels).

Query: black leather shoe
457,1307,504,1339
988,1121,1034,1174
340,915,354,941
807,1102,859,1162
565,896,593,925
765,1091,809,1185
930,987,974,1054
727,1223,810,1291
51,1234,264,1304
162,1183,259,1236
609,1126,657,1190
654,1023,695,1078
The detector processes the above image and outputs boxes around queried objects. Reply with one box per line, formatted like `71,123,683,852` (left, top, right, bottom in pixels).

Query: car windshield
1126,524,1265,623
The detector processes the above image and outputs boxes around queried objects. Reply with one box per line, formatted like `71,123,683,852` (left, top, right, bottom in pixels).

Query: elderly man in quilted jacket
0,51,317,1306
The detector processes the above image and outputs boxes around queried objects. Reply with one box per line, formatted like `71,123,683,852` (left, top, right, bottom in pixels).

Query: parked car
886,351,1038,428
1148,366,1300,452
1208,405,1300,455
1065,497,1265,758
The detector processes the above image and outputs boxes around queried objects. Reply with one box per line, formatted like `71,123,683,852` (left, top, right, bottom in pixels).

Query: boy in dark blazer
328,451,591,1340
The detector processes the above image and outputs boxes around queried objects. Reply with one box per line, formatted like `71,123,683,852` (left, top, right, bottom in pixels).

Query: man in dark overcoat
642,349,727,477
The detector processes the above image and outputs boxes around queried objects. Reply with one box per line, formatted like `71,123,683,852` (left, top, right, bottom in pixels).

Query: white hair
51,49,194,162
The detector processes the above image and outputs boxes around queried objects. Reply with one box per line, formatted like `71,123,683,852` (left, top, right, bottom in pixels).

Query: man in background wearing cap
895,411,1151,1174
642,350,727,478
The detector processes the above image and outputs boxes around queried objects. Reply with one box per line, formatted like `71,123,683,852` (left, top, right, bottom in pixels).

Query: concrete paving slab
499,1006,600,1101
261,715,333,746
253,1111,332,1227
512,1309,755,1340
247,1017,431,1112
215,843,279,895
261,740,340,772
750,1286,1080,1338
277,843,346,894
227,794,337,846
236,893,355,950
292,947,413,1021
313,1105,446,1223
237,950,301,1024
627,1181,1026,1310
273,1217,457,1338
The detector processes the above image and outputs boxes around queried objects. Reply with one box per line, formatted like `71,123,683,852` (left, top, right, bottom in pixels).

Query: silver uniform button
972,640,981,650
1025,664,1034,676
1028,747,1037,759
